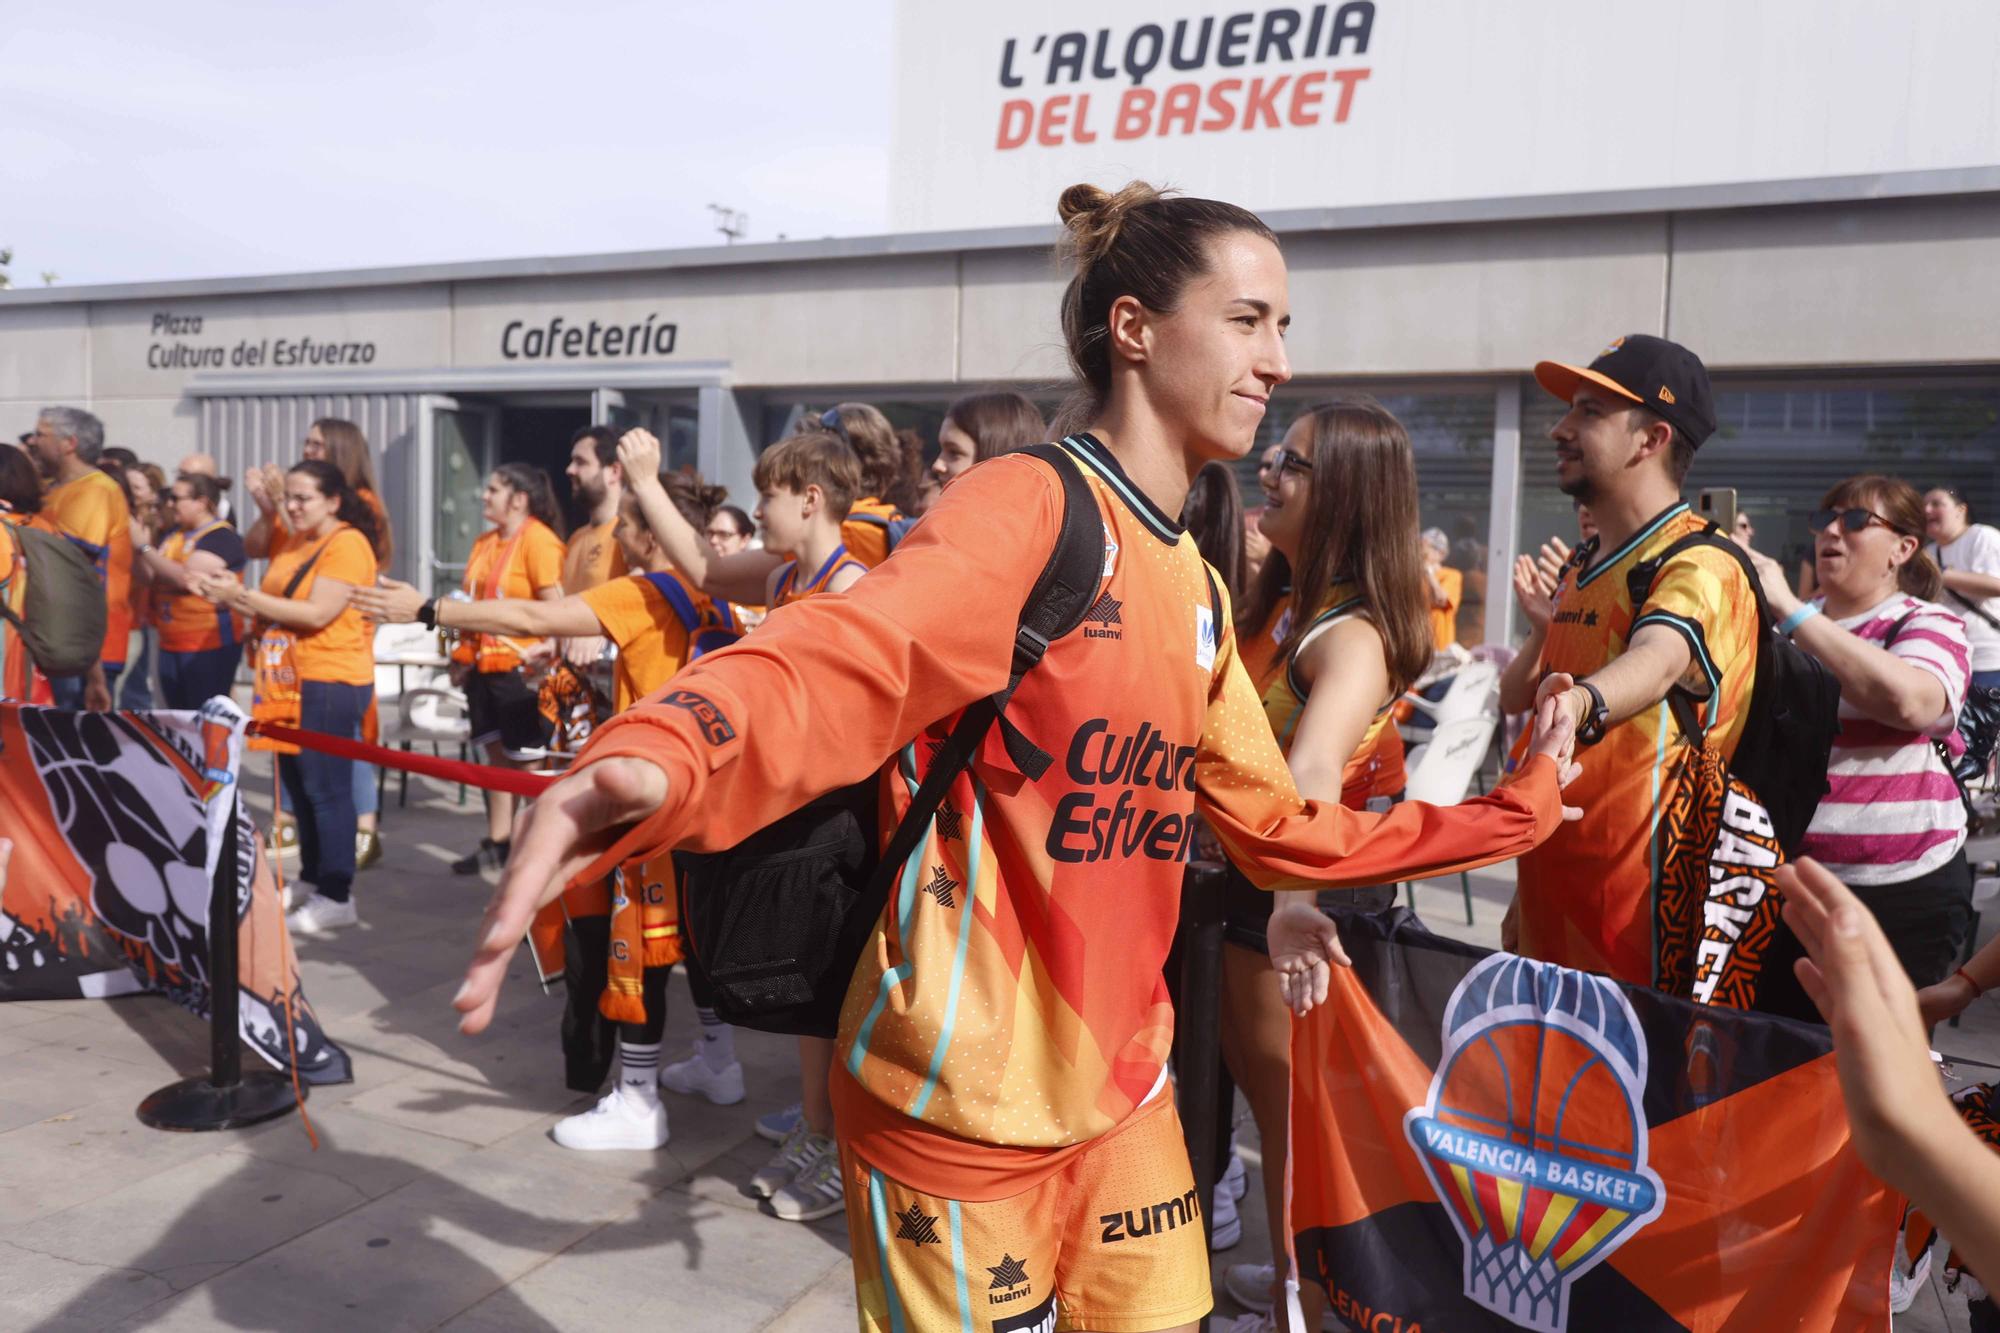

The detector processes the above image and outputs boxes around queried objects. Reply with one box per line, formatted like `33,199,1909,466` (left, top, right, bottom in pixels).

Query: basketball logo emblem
1403,953,1665,1332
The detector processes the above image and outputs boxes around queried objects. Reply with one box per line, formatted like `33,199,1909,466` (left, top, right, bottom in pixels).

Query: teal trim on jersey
1631,610,1722,730
869,1170,910,1333
848,745,929,1079
910,778,985,1119
1061,435,1182,546
1575,502,1691,589
948,1200,974,1333
1646,698,1670,987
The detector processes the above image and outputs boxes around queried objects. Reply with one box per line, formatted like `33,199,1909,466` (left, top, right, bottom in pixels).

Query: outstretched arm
618,429,781,604
352,576,601,639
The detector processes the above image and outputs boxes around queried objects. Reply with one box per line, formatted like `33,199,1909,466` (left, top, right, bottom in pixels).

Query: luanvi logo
1083,592,1123,641
661,690,734,746
894,1204,940,1246
987,1253,1032,1304
924,865,959,909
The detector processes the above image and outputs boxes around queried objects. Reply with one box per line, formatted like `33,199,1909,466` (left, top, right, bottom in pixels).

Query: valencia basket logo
1402,954,1665,1333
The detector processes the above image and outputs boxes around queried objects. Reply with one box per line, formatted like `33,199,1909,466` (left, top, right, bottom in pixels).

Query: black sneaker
451,838,510,875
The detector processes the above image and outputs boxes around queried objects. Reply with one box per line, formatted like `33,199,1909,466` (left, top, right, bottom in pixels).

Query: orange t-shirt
455,520,566,672
261,525,377,686
561,434,1563,1198
43,469,133,665
562,518,627,594
1429,564,1463,650
155,521,247,653
579,571,728,711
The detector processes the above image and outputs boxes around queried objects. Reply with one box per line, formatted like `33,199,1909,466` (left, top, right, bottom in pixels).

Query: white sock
618,1039,662,1103
695,1007,736,1071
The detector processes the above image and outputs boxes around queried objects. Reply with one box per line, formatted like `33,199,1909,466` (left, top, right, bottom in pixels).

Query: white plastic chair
1399,713,1500,925
375,673,471,807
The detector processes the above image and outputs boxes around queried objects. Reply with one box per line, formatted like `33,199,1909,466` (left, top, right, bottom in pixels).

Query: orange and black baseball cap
1534,333,1717,448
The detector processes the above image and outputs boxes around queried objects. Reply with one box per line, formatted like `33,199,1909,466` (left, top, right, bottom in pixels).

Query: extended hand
1268,902,1351,1016
352,576,426,624
455,757,670,1034
1746,546,1803,621
617,429,663,485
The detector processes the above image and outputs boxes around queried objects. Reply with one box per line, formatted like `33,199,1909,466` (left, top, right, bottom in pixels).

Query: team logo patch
661,690,734,745
1083,592,1123,641
1102,538,1119,578
923,865,959,909
1194,602,1217,671
1403,953,1665,1333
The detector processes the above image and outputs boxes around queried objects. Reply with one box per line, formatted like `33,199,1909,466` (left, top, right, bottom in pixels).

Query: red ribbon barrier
249,723,561,799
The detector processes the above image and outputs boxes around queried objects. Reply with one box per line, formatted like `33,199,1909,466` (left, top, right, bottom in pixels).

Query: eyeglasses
1809,508,1907,537
817,408,851,445
1276,449,1314,476
703,525,741,541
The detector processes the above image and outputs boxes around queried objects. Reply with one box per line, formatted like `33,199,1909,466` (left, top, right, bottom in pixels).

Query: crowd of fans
7,178,2000,1331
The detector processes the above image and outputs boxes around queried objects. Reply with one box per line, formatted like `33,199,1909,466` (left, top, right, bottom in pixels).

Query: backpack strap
1625,524,1766,746
644,571,707,634
862,443,1105,901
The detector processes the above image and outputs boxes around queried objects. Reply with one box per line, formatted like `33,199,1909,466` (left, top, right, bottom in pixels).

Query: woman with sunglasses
1219,397,1434,1330
1924,486,2000,691
132,473,246,710
1748,476,1974,989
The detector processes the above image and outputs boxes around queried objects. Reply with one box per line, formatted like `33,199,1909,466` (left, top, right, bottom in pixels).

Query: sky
2,0,896,288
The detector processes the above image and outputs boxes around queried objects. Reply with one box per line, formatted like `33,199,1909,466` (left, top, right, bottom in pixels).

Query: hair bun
1058,180,1162,266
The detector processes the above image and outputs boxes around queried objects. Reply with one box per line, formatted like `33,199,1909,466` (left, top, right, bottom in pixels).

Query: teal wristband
1777,603,1820,637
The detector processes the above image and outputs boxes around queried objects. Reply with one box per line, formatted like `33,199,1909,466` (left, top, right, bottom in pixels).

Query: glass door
420,396,496,595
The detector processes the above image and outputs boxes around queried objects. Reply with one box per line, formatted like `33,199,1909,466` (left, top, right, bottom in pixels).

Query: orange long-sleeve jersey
563,437,1562,1195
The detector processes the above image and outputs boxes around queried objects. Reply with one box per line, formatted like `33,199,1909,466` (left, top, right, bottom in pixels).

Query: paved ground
1,753,1996,1331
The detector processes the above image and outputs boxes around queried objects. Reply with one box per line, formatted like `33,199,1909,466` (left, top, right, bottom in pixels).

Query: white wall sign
891,0,2000,233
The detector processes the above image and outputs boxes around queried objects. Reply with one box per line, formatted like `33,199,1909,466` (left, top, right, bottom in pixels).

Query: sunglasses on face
1810,508,1905,537
1276,449,1314,476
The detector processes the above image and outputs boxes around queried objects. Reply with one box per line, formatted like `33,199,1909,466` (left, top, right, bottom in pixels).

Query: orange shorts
842,1091,1212,1332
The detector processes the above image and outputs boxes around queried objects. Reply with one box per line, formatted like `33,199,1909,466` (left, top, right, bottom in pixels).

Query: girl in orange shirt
450,464,567,874
195,460,379,934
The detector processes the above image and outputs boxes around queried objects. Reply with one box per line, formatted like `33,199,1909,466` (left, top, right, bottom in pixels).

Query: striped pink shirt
1799,593,1971,885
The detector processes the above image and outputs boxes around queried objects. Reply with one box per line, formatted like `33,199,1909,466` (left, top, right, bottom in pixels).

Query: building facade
4,169,1999,645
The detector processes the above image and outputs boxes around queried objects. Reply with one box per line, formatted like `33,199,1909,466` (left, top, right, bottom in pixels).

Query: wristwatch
417,598,439,629
1575,681,1610,746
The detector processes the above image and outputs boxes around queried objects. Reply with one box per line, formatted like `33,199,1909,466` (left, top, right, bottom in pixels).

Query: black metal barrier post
138,807,303,1131
1174,861,1229,1332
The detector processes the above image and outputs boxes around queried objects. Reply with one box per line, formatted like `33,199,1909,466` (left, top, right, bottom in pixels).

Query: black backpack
674,443,1107,1037
1627,528,1841,853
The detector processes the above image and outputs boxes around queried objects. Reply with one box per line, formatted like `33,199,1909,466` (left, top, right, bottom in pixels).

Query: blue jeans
48,663,124,711
1974,669,2000,691
118,630,157,709
278,680,372,903
158,645,241,711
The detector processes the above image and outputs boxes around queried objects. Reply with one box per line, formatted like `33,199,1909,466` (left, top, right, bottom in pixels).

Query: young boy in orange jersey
359,473,736,1150
622,426,868,1221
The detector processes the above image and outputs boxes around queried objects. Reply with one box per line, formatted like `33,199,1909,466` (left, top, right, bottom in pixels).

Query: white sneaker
1221,1149,1248,1201
552,1085,669,1151
658,1044,747,1105
1220,1314,1276,1333
751,1122,828,1199
756,1102,803,1143
1210,1174,1243,1250
1225,1263,1278,1314
287,894,358,935
770,1142,844,1221
1891,1245,1933,1314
